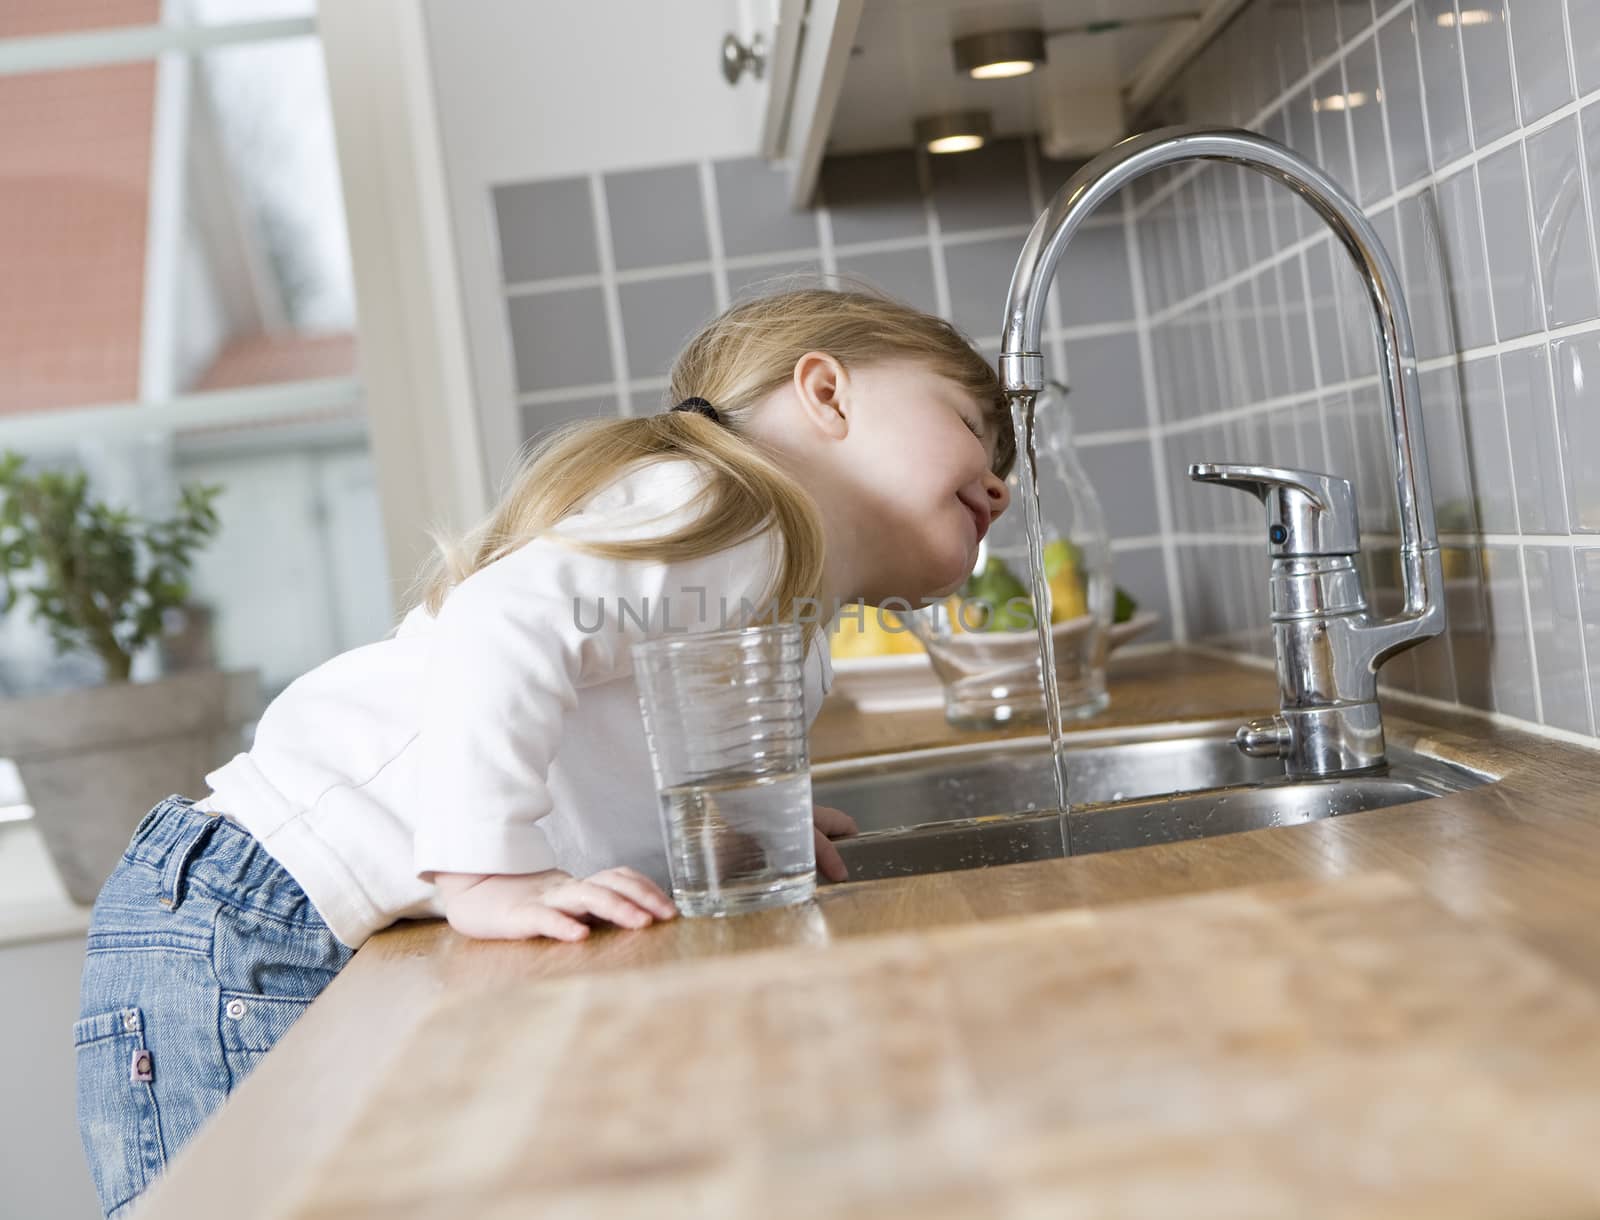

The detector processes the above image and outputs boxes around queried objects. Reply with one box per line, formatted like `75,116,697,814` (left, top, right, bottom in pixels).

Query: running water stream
1006,392,1073,853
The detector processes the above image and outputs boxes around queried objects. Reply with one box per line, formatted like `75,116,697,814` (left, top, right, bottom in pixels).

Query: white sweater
196,458,834,948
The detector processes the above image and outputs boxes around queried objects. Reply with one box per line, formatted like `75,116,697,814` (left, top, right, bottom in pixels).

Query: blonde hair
411,284,1015,656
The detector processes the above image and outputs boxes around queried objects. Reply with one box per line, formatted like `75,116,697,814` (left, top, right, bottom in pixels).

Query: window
0,1,391,714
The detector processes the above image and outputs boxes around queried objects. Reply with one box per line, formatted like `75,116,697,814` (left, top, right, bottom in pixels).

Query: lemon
1046,564,1088,623
829,605,925,657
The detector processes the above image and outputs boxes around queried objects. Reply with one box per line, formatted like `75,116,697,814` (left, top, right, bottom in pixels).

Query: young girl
72,286,1016,1218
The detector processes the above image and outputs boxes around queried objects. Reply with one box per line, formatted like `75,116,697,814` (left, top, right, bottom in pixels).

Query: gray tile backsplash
487,0,1600,739
833,247,940,319
1057,225,1135,325
1476,142,1542,340
1062,332,1146,434
506,288,610,392
727,260,826,302
940,236,1018,338
519,394,617,452
1509,0,1576,122
1526,115,1600,328
1526,544,1593,732
1139,0,1600,739
1458,355,1517,533
713,158,820,257
604,164,708,270
1578,547,1600,696
615,273,719,380
1346,37,1391,204
1416,0,1472,166
1551,331,1600,531
493,177,597,283
1574,0,1600,95
1376,14,1431,187
1433,166,1495,350
1459,5,1518,147
1502,344,1568,534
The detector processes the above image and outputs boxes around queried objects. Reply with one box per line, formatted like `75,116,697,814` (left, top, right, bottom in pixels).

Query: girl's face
839,357,1011,604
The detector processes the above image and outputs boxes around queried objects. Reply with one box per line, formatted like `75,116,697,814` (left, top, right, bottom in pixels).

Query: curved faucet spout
1001,125,1446,778
1001,124,1441,629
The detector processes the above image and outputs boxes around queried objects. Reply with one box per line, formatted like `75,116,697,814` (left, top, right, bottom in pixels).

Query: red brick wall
195,332,359,391
0,1,160,38
0,50,158,412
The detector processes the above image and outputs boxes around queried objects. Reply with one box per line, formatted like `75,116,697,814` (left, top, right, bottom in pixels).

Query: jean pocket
74,1007,165,1218
218,989,314,1088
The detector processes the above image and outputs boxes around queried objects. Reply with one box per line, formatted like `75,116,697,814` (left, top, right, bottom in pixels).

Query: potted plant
0,451,260,903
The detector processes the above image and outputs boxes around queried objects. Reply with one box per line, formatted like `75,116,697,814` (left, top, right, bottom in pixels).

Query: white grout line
1178,524,1600,553
1514,543,1548,724
1502,6,1560,729
587,173,633,417
1076,425,1157,448
1373,0,1403,216
505,270,610,297
1108,535,1167,552
1566,544,1600,734
1348,529,1600,549
516,380,627,406
1560,0,1600,731
968,319,1145,348
1337,33,1364,205
816,196,839,280
725,246,823,270
698,160,731,314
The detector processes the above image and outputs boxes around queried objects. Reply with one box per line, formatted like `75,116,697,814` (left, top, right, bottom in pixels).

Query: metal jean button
225,998,247,1020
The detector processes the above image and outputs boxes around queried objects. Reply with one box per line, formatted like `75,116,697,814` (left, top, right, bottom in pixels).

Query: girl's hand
813,803,859,882
439,868,677,942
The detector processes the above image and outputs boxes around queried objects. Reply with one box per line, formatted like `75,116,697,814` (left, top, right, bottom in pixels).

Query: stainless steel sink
812,719,1287,835
814,722,1495,883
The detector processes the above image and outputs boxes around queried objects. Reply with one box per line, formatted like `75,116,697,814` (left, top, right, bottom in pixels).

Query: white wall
420,0,769,489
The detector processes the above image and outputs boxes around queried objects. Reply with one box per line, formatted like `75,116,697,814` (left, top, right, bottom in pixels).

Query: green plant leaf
0,450,224,680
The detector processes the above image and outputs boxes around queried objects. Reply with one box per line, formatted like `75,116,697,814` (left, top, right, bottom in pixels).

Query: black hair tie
671,396,721,424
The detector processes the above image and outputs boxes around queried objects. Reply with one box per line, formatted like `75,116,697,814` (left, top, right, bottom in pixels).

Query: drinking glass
632,622,816,916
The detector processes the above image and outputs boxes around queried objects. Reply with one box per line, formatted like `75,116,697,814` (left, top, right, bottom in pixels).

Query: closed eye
964,413,1000,469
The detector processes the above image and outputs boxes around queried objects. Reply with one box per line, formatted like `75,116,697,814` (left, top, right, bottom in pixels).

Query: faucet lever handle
1188,462,1360,557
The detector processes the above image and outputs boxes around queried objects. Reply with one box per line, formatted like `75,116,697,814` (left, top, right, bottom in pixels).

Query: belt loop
158,810,222,912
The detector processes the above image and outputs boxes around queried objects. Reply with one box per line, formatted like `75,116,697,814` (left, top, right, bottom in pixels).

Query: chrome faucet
1000,125,1446,779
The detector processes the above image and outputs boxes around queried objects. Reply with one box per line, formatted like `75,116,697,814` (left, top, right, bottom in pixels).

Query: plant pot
0,667,261,904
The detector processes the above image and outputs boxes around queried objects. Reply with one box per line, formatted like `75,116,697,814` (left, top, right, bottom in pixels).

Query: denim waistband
124,795,319,925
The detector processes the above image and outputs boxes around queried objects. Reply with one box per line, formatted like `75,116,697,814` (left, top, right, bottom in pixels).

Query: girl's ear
792,351,850,440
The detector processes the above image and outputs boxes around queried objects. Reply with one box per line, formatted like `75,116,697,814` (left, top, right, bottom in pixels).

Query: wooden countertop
135,647,1600,1218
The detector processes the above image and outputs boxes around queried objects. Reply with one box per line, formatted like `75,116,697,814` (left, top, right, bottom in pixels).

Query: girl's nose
984,471,1010,519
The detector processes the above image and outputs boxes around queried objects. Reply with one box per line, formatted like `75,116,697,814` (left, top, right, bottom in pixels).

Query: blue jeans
74,795,356,1218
